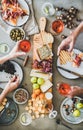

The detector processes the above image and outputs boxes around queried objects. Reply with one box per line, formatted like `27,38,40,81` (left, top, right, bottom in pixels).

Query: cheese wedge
30,69,52,80
40,80,53,92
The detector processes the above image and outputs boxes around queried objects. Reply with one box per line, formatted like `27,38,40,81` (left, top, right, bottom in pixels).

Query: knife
0,81,8,83
57,66,83,78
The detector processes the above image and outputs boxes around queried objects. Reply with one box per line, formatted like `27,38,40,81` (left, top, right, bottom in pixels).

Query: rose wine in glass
19,40,31,52
57,82,71,96
52,20,64,35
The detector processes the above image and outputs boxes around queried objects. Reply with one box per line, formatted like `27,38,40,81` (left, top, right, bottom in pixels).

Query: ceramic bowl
13,88,29,105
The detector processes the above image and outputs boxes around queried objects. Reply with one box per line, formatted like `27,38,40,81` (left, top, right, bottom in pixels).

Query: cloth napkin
0,0,39,36
23,0,39,36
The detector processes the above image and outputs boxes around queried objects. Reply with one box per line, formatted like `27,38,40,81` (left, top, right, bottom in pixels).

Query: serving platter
1,0,30,27
60,96,83,124
57,49,83,79
0,60,23,89
0,97,18,125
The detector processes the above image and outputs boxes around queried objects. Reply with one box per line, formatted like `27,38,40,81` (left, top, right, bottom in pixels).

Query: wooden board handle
39,17,46,32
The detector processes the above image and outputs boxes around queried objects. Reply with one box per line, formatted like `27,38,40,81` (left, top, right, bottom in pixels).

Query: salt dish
20,112,32,126
42,2,55,16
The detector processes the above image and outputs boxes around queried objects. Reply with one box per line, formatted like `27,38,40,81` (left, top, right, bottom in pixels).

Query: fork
0,102,9,117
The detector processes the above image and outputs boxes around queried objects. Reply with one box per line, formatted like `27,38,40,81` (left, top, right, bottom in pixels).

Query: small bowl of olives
10,27,25,42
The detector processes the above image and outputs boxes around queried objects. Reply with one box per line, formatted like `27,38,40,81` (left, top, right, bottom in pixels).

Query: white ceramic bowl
20,112,32,126
0,43,10,54
13,88,29,105
42,2,55,16
49,110,57,119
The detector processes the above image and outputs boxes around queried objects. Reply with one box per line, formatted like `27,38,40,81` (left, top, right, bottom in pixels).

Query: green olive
10,28,25,42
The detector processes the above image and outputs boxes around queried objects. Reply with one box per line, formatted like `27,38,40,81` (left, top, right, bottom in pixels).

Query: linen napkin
23,0,39,36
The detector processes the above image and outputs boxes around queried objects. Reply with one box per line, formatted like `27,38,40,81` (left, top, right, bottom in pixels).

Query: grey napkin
23,0,39,35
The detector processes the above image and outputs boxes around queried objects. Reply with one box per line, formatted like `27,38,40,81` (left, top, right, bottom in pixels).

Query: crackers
59,50,72,65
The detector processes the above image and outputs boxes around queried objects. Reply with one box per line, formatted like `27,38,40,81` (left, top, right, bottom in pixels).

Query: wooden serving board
25,17,54,120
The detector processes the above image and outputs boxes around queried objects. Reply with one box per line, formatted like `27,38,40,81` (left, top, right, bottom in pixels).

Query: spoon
56,119,72,129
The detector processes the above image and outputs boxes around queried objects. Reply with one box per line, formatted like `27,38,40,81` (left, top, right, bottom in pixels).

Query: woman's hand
57,33,76,56
0,76,20,104
4,75,20,93
65,86,83,98
57,22,83,56
8,42,26,59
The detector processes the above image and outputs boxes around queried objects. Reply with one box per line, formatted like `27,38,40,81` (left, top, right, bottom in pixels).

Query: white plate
0,60,23,89
57,49,83,79
1,0,30,27
60,96,83,124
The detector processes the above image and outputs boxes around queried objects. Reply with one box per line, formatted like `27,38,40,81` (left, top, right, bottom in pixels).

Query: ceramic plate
0,97,18,125
60,96,83,124
1,0,30,27
57,49,83,79
0,60,23,89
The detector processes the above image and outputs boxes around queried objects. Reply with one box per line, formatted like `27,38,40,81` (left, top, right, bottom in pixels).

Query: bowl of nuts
10,27,25,42
13,88,29,105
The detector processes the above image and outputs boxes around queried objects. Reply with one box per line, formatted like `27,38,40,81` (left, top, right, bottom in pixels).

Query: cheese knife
57,66,83,78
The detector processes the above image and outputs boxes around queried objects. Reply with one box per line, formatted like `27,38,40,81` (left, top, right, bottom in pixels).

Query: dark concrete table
0,0,83,130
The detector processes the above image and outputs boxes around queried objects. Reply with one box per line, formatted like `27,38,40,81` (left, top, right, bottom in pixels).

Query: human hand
65,86,82,98
0,75,20,104
4,75,20,94
8,42,26,59
57,33,76,56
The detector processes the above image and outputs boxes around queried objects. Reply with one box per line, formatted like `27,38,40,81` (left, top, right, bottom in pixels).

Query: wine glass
19,39,31,53
57,82,71,96
51,20,64,35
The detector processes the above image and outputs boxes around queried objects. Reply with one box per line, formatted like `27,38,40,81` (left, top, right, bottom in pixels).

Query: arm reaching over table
0,42,26,64
0,76,20,104
57,21,83,56
66,86,83,98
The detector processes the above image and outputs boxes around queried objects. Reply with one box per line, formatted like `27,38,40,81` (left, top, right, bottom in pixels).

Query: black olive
65,108,68,112
55,7,59,11
76,18,83,22
60,8,65,12
68,17,72,21
61,35,67,39
70,6,75,10
69,9,73,13
63,19,67,24
70,109,74,113
66,111,70,115
63,104,66,108
80,100,83,104
56,16,60,20
69,26,72,29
